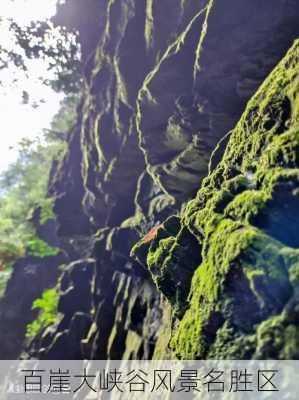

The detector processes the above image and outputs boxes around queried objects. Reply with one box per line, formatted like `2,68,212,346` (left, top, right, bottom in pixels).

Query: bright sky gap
0,0,63,172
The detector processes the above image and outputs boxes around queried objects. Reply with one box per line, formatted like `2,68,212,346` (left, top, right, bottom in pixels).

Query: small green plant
26,288,59,338
0,95,78,268
27,238,59,258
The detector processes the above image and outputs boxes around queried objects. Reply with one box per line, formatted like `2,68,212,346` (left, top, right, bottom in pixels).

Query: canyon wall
0,0,299,360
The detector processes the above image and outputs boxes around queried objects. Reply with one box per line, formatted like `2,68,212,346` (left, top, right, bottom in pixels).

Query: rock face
0,0,299,359
134,40,299,359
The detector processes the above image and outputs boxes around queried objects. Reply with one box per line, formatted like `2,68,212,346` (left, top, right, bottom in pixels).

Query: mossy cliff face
52,0,299,231
134,41,299,359
137,0,299,199
1,1,299,360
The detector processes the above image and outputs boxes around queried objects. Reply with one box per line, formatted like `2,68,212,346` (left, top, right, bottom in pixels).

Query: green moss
132,218,200,314
131,216,181,268
121,210,144,230
26,288,59,338
170,219,250,358
145,227,185,310
208,321,255,359
255,315,299,359
130,239,149,267
171,223,292,359
225,190,269,223
282,247,299,289
147,237,176,273
27,238,59,258
130,40,299,359
168,41,299,359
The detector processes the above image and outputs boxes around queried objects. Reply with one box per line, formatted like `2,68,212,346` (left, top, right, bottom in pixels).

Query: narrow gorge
0,0,298,360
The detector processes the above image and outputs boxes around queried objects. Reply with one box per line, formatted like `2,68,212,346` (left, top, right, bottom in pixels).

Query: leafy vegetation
0,95,78,295
26,288,59,337
0,17,82,97
27,238,59,258
0,0,81,297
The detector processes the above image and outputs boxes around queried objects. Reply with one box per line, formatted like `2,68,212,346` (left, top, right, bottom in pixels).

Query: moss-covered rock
132,216,201,314
4,1,299,361
132,40,299,359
